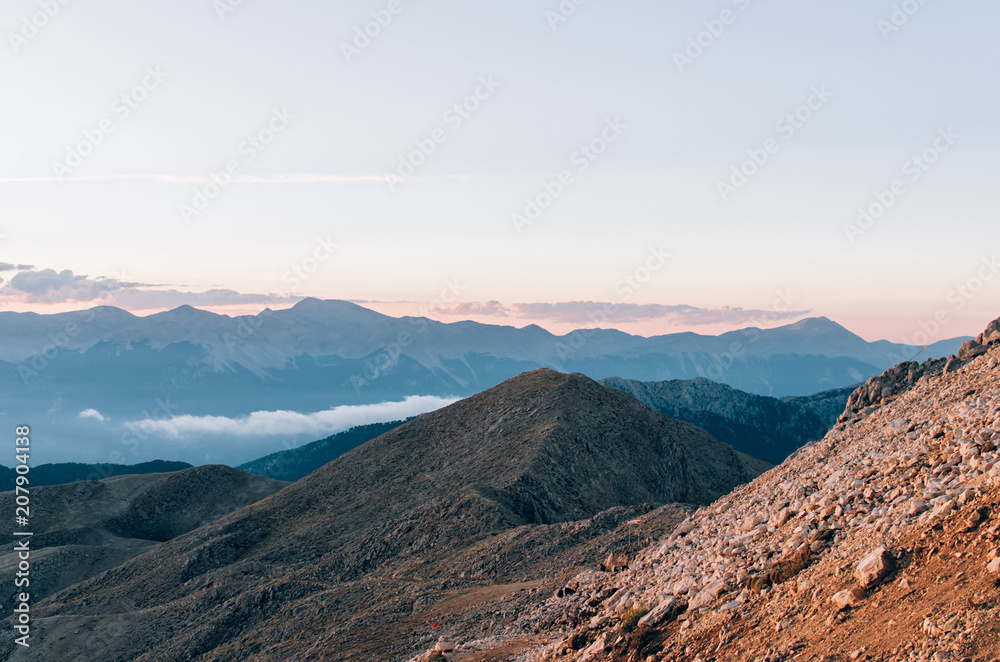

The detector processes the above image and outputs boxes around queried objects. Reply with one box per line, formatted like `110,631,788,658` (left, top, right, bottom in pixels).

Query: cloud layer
0,266,299,308
435,300,809,326
123,395,458,440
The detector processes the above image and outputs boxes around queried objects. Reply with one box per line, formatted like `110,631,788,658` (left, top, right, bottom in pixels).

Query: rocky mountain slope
0,466,286,606
602,377,853,464
449,317,1000,662
236,419,410,481
2,370,768,662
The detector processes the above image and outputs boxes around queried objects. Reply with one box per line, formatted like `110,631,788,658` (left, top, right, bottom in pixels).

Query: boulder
434,637,456,652
579,634,608,662
831,586,866,611
958,340,987,361
855,547,895,589
637,596,680,627
688,580,727,610
978,317,1000,346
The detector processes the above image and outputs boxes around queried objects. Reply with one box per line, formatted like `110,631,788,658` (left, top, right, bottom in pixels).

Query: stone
855,547,895,589
831,586,865,611
688,580,727,610
579,634,607,662
958,340,987,361
637,596,679,627
979,318,1000,345
988,557,1000,574
929,499,956,522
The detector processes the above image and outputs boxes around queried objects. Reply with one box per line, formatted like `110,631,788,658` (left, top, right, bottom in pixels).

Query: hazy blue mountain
0,299,970,463
0,460,192,492
602,377,855,464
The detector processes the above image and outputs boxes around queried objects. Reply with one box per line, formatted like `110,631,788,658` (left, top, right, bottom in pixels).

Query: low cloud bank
124,395,459,440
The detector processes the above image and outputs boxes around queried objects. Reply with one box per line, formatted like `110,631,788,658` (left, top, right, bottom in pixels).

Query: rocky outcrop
842,317,1000,424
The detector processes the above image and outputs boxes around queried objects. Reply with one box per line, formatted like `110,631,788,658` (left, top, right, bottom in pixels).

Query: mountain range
0,299,968,464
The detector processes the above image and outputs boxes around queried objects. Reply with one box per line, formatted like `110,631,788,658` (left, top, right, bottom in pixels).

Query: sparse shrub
810,528,835,543
620,605,649,633
627,624,660,655
567,633,587,650
427,652,447,662
745,574,772,593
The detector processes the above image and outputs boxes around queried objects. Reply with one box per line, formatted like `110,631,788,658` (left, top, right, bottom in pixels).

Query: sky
1,0,998,343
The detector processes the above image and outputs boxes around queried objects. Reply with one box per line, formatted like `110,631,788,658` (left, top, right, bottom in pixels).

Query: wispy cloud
123,396,458,440
0,266,298,307
437,300,510,317
1,268,136,304
79,408,106,422
433,300,810,326
0,173,473,185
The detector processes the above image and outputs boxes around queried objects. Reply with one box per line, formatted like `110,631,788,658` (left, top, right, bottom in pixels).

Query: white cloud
79,408,106,422
124,395,459,440
510,301,811,326
0,266,300,308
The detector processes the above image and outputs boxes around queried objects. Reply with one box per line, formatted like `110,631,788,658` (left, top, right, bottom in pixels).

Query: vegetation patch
620,605,649,633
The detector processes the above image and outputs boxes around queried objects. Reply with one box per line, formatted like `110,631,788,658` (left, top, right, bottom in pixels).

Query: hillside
454,316,1000,662
237,419,410,481
602,377,853,464
0,466,287,605
4,370,768,661
0,459,192,491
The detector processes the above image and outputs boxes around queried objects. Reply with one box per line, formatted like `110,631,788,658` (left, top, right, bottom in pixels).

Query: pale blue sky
1,0,998,341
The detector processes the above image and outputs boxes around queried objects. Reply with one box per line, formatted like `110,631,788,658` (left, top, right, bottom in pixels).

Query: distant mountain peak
289,297,388,318
783,316,847,332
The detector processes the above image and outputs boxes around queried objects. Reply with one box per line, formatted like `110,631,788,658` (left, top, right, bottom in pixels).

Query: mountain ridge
9,369,769,661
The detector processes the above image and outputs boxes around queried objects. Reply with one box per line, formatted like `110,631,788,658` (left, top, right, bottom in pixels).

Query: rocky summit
454,317,1000,662
2,369,767,662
